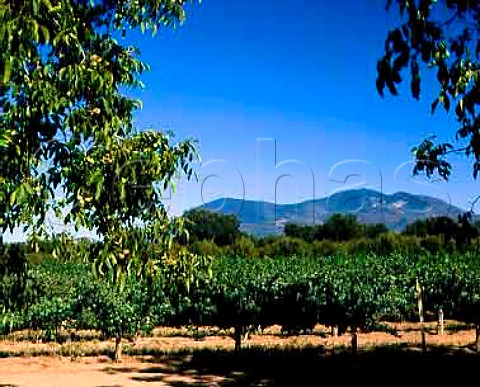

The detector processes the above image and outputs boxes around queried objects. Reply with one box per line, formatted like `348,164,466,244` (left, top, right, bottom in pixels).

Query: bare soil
1,321,479,386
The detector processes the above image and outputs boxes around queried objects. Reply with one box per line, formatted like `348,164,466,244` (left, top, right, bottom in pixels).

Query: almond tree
0,0,203,361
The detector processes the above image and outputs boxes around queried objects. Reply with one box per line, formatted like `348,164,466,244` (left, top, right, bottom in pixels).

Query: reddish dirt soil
0,322,478,387
0,355,228,387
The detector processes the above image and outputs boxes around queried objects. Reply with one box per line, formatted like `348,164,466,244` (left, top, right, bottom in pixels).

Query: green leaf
41,0,53,11
3,58,11,83
9,191,16,206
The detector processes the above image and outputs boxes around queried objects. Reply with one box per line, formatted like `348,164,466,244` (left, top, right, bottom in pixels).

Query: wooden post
113,336,123,362
438,309,444,336
243,325,256,342
331,325,338,337
416,279,427,353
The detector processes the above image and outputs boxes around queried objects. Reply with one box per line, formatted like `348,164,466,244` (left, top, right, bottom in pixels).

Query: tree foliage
0,0,200,281
378,0,480,181
183,209,241,246
405,214,479,247
0,1,203,360
284,214,388,242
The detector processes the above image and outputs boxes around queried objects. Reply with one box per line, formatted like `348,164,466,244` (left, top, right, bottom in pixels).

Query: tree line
180,209,480,258
4,209,480,266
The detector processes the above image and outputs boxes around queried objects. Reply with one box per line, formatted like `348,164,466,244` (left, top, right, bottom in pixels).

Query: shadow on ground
102,344,480,386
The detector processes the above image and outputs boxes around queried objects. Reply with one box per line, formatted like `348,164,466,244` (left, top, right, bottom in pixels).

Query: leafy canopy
378,0,480,180
0,0,200,279
183,209,241,246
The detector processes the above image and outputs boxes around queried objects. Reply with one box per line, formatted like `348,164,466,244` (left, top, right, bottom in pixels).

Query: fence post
438,309,444,336
416,279,426,353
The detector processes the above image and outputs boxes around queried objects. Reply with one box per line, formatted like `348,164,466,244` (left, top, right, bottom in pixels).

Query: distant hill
197,189,471,236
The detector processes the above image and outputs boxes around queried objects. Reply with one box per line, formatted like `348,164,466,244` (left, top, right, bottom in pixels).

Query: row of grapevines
3,253,480,353
173,253,480,351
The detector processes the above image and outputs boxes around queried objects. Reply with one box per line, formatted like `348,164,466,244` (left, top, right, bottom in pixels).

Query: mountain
197,189,471,236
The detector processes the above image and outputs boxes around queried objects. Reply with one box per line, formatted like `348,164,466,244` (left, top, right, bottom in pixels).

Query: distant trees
405,214,479,250
284,214,388,242
364,223,390,239
322,214,362,241
283,223,317,243
180,210,480,258
183,209,241,246
405,216,456,238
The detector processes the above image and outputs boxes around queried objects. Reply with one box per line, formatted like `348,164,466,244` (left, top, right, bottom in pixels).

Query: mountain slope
198,189,469,235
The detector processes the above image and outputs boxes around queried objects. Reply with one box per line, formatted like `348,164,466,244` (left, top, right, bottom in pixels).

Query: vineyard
3,252,480,359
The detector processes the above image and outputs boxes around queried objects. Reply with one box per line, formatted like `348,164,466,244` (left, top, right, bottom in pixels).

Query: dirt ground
1,322,480,387
0,355,229,387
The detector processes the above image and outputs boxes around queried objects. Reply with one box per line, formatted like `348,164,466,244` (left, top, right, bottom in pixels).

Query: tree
405,216,457,238
322,214,361,241
364,223,389,239
229,235,256,258
0,0,202,360
378,0,480,183
183,209,241,247
0,1,201,266
404,215,479,250
284,223,316,242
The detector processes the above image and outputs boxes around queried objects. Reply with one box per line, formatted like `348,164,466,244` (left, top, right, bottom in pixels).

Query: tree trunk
113,336,123,362
234,325,243,353
351,326,358,356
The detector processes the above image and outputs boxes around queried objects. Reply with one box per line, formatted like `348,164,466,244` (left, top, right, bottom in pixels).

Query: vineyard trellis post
416,279,427,353
438,309,444,336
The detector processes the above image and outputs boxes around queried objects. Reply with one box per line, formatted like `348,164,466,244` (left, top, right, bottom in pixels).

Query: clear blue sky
7,0,478,243
132,0,478,214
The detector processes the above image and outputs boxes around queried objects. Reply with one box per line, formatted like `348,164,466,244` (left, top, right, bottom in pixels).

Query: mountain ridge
197,189,472,236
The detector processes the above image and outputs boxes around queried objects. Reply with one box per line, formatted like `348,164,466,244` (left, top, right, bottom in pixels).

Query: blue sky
131,0,479,214
7,0,478,243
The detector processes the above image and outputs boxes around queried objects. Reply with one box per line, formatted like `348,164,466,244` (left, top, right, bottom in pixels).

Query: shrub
259,237,310,257
228,236,256,258
420,235,444,254
190,240,222,257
